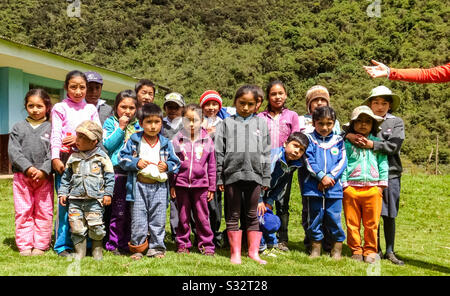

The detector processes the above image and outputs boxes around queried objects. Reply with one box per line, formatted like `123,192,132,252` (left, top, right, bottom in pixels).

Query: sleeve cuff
317,171,326,180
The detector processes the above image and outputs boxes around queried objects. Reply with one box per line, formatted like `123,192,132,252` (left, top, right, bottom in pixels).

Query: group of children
8,70,405,266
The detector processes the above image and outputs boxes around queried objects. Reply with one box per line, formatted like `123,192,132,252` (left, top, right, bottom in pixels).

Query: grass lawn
0,173,448,276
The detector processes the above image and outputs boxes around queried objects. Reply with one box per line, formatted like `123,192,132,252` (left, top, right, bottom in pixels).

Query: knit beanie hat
199,90,222,109
305,85,330,113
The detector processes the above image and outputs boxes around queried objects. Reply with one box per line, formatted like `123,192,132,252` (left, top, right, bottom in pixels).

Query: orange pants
343,186,382,256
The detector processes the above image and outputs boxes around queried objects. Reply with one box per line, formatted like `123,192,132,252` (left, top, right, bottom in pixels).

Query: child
257,132,309,255
257,79,300,251
51,70,101,257
162,92,185,140
199,90,224,247
119,103,180,260
103,90,141,255
84,71,113,125
8,89,54,256
341,105,388,263
298,85,340,253
302,106,347,259
347,85,405,265
215,85,271,265
135,79,156,108
170,104,216,255
58,120,115,260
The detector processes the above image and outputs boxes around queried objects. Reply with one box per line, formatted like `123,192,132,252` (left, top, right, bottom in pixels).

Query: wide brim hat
163,92,185,107
342,105,384,133
363,85,400,112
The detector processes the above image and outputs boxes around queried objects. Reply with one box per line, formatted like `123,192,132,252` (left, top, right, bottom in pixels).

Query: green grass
0,173,449,276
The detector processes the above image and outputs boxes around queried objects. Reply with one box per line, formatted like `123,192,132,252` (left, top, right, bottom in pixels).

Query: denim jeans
68,199,105,245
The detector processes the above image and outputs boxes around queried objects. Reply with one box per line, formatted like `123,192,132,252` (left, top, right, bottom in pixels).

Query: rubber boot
310,241,321,258
73,239,87,260
330,242,343,260
92,240,103,261
247,231,267,265
227,230,242,264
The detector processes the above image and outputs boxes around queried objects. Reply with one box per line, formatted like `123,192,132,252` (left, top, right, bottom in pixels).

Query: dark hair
24,88,52,120
286,131,309,149
182,103,203,119
369,96,393,112
113,89,137,118
265,79,287,111
138,102,163,123
312,106,336,123
64,70,87,89
348,116,379,136
233,85,258,104
251,84,264,104
135,79,156,94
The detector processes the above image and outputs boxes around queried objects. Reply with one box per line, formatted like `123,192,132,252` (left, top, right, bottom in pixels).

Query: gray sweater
215,115,271,187
8,120,52,175
373,113,405,179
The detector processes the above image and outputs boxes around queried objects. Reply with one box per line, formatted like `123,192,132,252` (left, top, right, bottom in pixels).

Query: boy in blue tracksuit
257,132,310,255
118,103,180,260
302,106,347,259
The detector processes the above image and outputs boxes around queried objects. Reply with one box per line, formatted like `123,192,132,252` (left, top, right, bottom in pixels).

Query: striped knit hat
305,85,330,113
199,90,222,109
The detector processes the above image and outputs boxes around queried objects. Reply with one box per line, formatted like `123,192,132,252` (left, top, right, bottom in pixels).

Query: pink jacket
170,128,216,192
50,97,100,159
257,108,300,149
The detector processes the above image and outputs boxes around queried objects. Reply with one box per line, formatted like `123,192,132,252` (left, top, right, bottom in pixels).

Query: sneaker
384,252,404,266
261,249,277,258
277,241,289,252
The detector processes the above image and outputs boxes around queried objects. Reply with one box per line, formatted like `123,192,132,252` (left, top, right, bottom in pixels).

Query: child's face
268,84,286,111
85,82,102,105
369,97,390,117
182,109,202,137
66,77,87,103
313,117,335,137
117,97,137,119
137,85,155,106
26,95,47,121
284,140,306,161
141,115,162,137
75,132,98,151
309,97,328,113
235,92,257,118
353,113,373,137
202,101,220,118
164,102,183,120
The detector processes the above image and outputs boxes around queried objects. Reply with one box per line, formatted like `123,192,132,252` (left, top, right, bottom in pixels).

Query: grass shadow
2,237,18,251
400,256,450,274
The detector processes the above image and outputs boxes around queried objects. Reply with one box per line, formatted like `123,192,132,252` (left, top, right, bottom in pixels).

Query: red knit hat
199,90,222,109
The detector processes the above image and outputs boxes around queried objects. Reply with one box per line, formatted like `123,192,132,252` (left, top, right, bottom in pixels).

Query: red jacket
389,63,450,83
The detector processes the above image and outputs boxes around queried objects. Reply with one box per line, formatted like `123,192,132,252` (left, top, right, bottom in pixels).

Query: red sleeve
389,63,450,83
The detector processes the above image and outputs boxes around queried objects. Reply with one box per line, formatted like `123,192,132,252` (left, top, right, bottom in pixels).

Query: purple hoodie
170,128,216,192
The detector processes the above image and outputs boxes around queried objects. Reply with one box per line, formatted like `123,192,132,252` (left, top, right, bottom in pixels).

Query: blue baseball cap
259,208,281,234
85,71,103,85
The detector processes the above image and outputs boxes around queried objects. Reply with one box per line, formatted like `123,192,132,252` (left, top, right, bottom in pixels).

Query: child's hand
318,182,325,192
137,159,150,170
377,186,385,195
257,202,267,216
52,159,65,175
346,133,366,147
32,170,46,181
206,126,216,134
25,166,37,178
103,195,112,206
363,60,390,78
119,115,130,130
218,185,224,192
158,161,168,173
170,187,176,199
358,138,374,149
207,191,215,202
321,176,335,188
62,134,77,146
261,186,269,191
59,196,67,206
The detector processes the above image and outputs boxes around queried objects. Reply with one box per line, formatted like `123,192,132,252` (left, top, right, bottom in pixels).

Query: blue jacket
260,146,303,205
102,116,141,167
118,131,181,202
303,131,347,199
58,147,115,199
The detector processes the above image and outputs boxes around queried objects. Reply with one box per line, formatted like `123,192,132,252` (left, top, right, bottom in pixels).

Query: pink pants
13,172,54,251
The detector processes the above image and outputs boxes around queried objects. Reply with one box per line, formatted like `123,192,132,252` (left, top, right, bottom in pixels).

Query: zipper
188,139,195,188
